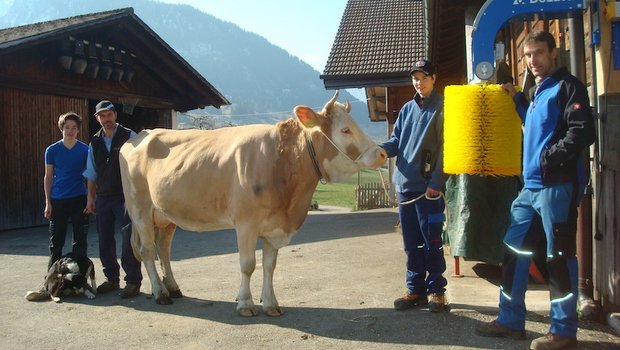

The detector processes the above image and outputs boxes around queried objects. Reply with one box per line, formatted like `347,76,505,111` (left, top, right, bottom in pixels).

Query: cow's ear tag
294,106,318,128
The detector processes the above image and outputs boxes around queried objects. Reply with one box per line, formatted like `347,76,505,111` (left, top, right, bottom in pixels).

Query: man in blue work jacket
475,30,595,350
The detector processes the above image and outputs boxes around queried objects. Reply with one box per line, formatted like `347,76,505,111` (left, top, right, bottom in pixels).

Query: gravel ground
1,206,618,349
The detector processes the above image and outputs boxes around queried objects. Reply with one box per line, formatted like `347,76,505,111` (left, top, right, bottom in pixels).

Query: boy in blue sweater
380,59,447,313
44,112,90,269
475,30,595,350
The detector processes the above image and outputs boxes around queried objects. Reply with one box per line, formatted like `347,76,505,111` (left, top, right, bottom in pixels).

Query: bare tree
181,113,235,130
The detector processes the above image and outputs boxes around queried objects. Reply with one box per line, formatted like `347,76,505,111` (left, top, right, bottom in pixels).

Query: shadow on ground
0,209,399,260
50,291,616,349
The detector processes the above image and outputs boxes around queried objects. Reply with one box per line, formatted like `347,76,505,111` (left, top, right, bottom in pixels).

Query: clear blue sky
156,0,348,72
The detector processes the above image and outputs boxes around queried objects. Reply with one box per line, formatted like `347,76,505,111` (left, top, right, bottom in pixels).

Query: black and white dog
25,253,96,302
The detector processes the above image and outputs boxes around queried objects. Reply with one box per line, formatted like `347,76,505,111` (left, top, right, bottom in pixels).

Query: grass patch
312,168,388,210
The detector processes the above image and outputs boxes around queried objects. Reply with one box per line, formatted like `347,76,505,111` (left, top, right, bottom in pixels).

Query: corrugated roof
321,0,427,89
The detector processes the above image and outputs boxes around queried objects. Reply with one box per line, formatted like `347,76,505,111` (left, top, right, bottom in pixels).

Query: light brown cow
119,91,387,316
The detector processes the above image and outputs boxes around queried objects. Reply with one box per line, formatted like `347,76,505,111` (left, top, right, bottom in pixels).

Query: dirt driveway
1,207,618,349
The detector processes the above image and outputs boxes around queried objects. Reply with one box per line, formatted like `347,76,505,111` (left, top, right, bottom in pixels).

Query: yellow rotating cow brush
444,84,522,176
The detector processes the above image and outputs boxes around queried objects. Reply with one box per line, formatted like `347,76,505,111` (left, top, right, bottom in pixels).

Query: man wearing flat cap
379,59,448,313
84,100,142,299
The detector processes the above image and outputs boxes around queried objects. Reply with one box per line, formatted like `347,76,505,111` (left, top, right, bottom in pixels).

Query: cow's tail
130,224,143,261
87,262,97,293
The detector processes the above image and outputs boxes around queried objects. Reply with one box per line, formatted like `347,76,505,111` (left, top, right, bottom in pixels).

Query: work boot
393,293,428,310
475,320,526,340
96,280,120,294
428,293,447,313
530,333,577,350
120,283,141,299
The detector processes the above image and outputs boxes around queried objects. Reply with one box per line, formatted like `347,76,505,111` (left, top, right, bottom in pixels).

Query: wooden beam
0,74,175,109
370,95,387,102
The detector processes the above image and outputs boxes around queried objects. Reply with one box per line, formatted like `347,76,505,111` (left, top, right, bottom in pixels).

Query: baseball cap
409,59,435,76
94,100,115,115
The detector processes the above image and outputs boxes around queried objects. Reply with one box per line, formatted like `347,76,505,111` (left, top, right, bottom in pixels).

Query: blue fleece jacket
380,90,445,193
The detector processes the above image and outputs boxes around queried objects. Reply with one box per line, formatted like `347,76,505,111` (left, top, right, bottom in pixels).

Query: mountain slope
0,0,386,140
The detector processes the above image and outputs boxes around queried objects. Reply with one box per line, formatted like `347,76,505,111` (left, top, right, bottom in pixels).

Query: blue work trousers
96,194,142,285
397,191,447,295
497,183,578,338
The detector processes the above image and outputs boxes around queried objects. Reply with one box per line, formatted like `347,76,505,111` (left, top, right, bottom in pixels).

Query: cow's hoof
264,306,283,317
155,295,173,305
169,289,183,298
238,307,257,317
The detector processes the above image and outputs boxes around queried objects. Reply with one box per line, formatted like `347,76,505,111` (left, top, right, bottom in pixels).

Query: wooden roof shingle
321,0,427,89
0,8,229,110
0,9,130,49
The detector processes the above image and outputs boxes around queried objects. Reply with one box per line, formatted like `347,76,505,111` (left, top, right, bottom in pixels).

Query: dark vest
91,125,132,196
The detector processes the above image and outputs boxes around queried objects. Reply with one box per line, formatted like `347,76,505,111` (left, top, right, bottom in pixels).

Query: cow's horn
324,90,339,111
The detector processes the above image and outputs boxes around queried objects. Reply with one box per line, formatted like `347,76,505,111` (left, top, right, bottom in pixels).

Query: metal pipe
568,13,598,319
453,256,463,277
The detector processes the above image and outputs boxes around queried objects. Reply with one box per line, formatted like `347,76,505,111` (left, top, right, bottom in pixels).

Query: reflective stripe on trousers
497,184,578,337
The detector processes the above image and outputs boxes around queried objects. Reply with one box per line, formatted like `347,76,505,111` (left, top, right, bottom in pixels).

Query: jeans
48,195,89,269
95,194,142,285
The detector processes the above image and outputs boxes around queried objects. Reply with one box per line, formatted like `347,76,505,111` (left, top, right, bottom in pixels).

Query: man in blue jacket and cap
380,59,447,313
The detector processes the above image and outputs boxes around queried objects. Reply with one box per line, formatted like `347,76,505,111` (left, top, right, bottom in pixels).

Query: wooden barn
0,8,229,231
323,0,620,314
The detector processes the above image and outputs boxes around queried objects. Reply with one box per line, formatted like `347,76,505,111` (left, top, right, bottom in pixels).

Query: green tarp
444,174,521,265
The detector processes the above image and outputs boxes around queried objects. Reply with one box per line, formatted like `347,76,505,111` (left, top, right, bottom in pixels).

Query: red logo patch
572,102,582,110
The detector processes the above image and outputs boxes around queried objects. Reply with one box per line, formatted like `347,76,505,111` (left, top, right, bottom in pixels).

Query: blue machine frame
471,0,587,81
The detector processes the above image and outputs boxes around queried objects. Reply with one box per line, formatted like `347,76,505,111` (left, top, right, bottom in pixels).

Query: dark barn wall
595,93,620,311
0,37,177,231
86,105,171,139
0,88,172,231
0,87,89,230
430,0,467,91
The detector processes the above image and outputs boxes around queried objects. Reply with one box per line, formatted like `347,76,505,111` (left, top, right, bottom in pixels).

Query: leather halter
304,131,327,184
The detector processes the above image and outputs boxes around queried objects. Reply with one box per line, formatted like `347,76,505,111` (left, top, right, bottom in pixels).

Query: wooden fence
355,182,393,210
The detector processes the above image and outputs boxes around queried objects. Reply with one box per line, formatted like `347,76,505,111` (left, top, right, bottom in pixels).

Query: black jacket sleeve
541,75,596,169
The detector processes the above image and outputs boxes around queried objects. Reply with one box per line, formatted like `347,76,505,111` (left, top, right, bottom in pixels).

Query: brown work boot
428,293,447,313
530,333,577,350
120,283,141,299
96,280,120,294
393,293,428,310
475,320,526,340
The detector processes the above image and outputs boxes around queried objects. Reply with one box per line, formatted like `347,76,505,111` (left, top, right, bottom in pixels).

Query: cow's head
294,91,387,182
